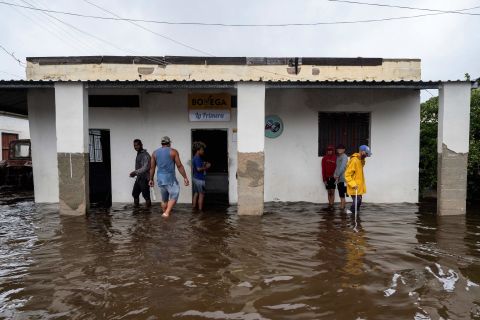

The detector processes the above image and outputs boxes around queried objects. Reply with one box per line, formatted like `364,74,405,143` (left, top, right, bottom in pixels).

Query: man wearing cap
345,145,372,214
149,136,190,217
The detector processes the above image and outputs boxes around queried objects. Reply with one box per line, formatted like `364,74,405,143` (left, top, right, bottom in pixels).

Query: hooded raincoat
345,153,367,196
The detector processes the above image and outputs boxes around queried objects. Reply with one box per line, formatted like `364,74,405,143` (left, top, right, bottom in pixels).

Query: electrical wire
0,44,25,66
327,0,480,15
17,1,169,65
83,0,212,57
0,70,23,78
0,0,478,28
14,0,97,55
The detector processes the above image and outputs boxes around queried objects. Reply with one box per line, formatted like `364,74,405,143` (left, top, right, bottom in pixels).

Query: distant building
0,56,474,215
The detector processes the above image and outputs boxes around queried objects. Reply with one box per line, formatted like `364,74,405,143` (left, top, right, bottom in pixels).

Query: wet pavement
0,198,479,319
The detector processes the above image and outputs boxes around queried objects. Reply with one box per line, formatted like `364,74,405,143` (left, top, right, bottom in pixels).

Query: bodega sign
188,93,231,122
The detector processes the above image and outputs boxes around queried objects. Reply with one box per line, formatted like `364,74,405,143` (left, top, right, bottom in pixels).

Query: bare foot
162,212,170,218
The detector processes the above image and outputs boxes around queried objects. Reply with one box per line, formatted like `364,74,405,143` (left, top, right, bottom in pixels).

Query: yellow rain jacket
345,153,367,196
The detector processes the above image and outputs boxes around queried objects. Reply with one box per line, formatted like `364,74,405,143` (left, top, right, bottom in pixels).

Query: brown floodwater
1,199,480,320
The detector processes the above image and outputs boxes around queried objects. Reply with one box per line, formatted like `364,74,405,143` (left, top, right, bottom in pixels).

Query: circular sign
265,115,284,139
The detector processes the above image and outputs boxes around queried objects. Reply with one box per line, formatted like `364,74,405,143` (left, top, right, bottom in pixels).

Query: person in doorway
322,145,337,207
130,139,151,207
192,141,211,211
149,136,189,218
345,145,372,214
334,144,348,210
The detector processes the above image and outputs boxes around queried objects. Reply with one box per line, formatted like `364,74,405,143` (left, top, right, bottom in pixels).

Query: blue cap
359,145,372,157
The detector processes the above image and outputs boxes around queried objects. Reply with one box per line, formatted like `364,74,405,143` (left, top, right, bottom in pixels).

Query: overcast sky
1,0,479,95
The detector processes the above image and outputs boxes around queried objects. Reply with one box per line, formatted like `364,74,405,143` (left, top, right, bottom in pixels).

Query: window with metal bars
318,112,370,156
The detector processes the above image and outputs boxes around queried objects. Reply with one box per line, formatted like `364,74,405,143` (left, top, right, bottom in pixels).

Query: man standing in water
345,145,372,214
322,145,337,208
149,136,189,217
130,139,151,207
334,144,348,210
192,141,211,211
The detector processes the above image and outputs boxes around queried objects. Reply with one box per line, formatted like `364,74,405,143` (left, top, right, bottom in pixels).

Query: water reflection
0,201,479,319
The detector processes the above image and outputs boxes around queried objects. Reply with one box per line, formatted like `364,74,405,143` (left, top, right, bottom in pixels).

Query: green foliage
419,89,480,200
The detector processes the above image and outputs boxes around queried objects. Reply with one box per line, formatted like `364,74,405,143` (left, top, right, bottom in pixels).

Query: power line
83,0,213,57
0,44,25,67
0,0,478,28
14,0,98,55
17,1,168,66
327,0,480,15
0,70,23,78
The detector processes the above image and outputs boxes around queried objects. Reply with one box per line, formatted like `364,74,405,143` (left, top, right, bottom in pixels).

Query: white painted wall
237,82,265,153
0,115,30,160
89,89,238,204
27,89,59,203
55,83,89,153
265,89,420,203
438,82,471,153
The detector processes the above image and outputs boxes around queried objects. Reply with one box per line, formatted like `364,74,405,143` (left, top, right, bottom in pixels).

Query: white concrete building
0,56,474,215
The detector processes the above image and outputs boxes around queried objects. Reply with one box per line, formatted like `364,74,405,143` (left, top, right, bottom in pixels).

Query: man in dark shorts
130,139,151,207
322,145,337,207
334,144,348,210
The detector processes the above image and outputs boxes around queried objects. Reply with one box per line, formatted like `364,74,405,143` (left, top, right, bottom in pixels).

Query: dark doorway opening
89,129,112,207
191,129,229,206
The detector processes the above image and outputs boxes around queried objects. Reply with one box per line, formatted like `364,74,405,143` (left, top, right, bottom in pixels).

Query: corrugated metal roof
0,79,476,89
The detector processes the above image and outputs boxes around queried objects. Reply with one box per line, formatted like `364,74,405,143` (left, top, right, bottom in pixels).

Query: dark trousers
350,195,362,213
132,177,150,201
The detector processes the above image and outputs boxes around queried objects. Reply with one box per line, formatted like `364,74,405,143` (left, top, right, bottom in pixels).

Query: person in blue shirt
192,141,211,211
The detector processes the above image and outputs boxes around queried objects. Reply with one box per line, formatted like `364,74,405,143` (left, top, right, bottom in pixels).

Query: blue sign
265,115,284,139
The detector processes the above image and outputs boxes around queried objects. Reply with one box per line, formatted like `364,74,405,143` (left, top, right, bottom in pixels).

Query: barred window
318,112,370,156
89,130,103,163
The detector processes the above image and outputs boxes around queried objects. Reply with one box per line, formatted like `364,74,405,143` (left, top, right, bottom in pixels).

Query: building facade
0,56,473,215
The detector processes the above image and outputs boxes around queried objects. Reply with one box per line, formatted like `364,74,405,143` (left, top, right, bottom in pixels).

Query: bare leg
161,202,167,213
192,193,199,209
162,200,177,217
340,197,346,209
198,193,205,211
328,190,335,206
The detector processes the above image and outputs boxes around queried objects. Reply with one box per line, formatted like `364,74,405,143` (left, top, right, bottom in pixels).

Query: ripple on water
0,200,480,320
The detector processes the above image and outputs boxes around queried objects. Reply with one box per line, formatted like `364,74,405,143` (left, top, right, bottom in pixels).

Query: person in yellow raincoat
345,145,372,214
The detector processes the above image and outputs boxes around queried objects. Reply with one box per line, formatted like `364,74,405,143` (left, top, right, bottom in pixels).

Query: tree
419,88,480,201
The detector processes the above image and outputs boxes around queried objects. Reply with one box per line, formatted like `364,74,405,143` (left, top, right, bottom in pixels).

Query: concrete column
54,83,89,215
237,82,265,215
437,82,471,215
27,89,59,203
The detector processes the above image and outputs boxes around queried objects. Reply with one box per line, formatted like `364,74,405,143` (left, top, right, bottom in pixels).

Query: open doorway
191,129,229,206
89,129,112,207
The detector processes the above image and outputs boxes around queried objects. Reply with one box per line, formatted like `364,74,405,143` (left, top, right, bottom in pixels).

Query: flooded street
1,199,480,320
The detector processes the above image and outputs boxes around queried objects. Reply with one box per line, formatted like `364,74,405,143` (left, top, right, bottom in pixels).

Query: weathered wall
88,88,238,204
264,88,421,203
27,89,59,203
0,115,30,160
55,83,89,215
437,82,472,215
237,82,265,215
27,59,421,82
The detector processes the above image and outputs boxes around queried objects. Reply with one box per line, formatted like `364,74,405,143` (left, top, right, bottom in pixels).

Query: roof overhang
0,80,476,116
